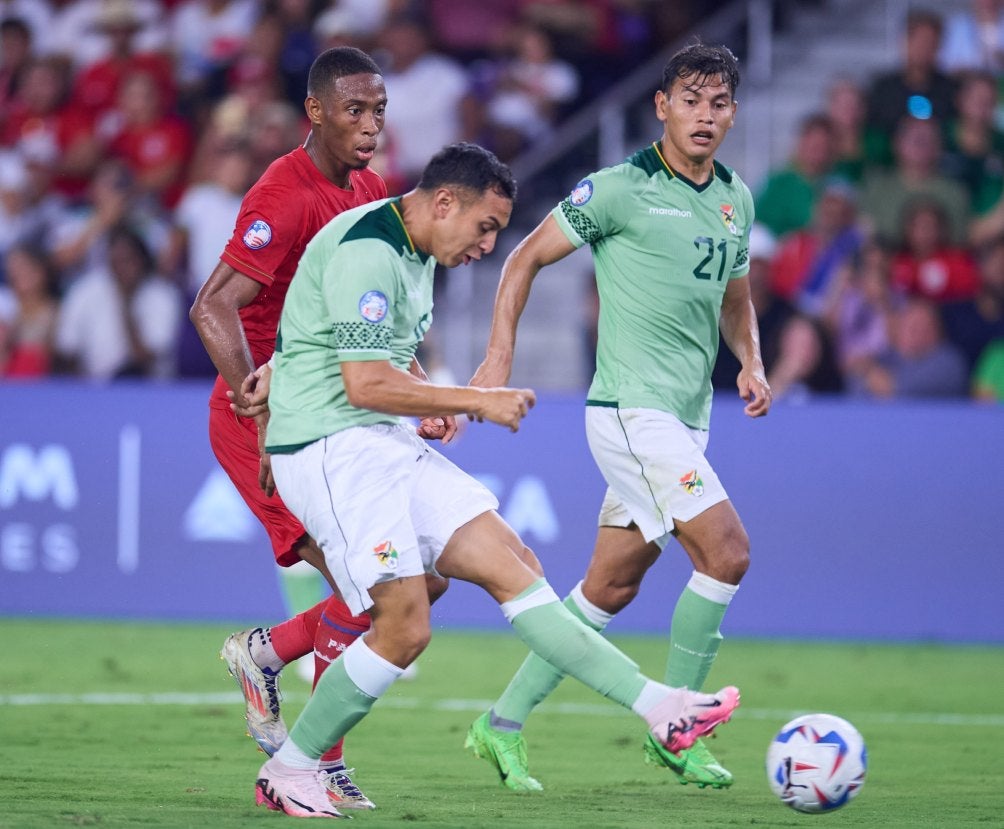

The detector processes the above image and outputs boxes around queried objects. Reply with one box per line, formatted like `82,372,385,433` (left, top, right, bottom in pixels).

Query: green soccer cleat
644,735,734,789
464,712,543,792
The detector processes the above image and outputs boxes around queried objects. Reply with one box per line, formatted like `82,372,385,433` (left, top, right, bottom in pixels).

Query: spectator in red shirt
105,70,193,209
1,56,100,200
891,198,981,302
71,0,176,133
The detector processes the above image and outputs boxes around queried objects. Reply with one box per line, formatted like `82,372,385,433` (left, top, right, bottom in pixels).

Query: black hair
307,47,382,98
108,223,155,274
417,142,517,202
0,17,31,39
661,42,740,98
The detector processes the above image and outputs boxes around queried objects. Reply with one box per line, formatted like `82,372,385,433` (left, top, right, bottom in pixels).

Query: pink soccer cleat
647,685,740,755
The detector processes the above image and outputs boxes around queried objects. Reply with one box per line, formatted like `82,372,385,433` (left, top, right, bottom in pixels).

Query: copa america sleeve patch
359,290,388,323
242,219,272,249
569,179,594,206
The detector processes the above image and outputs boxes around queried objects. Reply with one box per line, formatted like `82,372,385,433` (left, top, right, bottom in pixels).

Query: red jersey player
190,47,438,811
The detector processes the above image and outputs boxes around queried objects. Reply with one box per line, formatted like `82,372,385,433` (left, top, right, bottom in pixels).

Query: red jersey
891,249,980,303
211,146,387,406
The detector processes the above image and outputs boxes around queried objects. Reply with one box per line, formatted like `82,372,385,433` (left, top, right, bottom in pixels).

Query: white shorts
271,423,498,615
585,405,729,547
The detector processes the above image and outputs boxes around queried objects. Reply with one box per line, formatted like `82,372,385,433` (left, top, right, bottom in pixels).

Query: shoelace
324,768,364,799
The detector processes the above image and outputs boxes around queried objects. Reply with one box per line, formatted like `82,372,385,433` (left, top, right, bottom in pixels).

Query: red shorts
208,382,306,567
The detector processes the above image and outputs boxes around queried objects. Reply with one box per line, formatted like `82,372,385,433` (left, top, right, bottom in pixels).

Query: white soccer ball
766,713,867,813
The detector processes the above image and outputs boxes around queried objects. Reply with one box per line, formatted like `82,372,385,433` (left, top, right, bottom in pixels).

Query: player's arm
471,214,577,388
342,360,535,433
190,262,277,493
719,275,772,418
189,260,263,397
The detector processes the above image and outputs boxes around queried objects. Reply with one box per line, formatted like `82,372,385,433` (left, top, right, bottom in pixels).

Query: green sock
665,586,729,690
287,658,375,758
507,593,646,712
493,593,606,726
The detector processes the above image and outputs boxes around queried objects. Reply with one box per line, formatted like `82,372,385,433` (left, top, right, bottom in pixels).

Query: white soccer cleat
648,685,740,755
255,756,345,818
322,765,377,810
221,629,288,756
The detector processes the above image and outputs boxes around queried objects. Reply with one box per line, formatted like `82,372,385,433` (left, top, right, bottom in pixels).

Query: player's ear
433,187,456,217
654,89,669,122
304,94,322,126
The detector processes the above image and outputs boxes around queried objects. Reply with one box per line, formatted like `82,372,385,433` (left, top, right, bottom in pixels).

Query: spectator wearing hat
70,0,176,130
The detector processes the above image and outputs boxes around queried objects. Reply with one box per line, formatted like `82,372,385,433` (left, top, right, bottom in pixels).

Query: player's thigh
436,511,540,603
208,405,306,565
586,406,728,544
270,427,426,616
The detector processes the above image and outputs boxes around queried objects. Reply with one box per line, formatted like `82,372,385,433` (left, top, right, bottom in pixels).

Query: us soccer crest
679,469,704,497
719,204,740,235
374,540,399,569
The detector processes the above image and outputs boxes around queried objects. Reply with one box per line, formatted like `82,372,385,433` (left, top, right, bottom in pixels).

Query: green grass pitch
2,619,1002,828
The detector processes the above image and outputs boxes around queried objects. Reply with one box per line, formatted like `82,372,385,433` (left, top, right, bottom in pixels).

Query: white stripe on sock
688,571,739,605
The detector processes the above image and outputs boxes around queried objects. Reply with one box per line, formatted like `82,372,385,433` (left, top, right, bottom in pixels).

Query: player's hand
474,387,536,432
228,363,272,418
467,357,512,421
738,365,772,418
416,415,460,444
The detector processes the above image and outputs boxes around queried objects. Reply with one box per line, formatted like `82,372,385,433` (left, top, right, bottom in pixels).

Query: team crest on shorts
242,219,272,249
359,290,388,323
374,540,399,569
679,469,704,497
569,179,593,206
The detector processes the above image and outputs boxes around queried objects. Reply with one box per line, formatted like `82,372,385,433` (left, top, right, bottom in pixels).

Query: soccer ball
766,713,867,813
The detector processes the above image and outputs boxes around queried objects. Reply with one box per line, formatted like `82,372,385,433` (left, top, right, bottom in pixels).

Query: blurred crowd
710,4,1004,403
0,0,697,383
0,1,1001,405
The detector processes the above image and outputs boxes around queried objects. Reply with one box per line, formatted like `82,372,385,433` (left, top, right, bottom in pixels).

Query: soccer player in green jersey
251,143,740,818
465,43,771,791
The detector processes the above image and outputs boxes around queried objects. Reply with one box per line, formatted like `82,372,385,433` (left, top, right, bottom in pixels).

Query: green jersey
266,197,434,452
552,142,754,429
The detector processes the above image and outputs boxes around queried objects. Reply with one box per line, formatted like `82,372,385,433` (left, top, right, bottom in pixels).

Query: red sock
315,596,371,766
268,599,326,664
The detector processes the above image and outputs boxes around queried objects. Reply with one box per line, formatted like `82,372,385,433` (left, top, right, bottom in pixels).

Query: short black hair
0,17,31,39
307,47,382,98
661,42,740,98
417,142,517,202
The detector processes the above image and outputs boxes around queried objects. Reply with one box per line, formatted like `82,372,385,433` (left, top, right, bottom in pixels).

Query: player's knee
515,543,544,577
394,619,432,665
586,578,640,614
716,525,750,584
424,573,450,605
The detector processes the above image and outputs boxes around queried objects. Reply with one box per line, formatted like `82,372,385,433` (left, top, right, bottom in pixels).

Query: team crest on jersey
569,178,594,206
719,204,740,235
374,540,399,569
679,469,705,497
359,290,388,323
242,219,272,249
